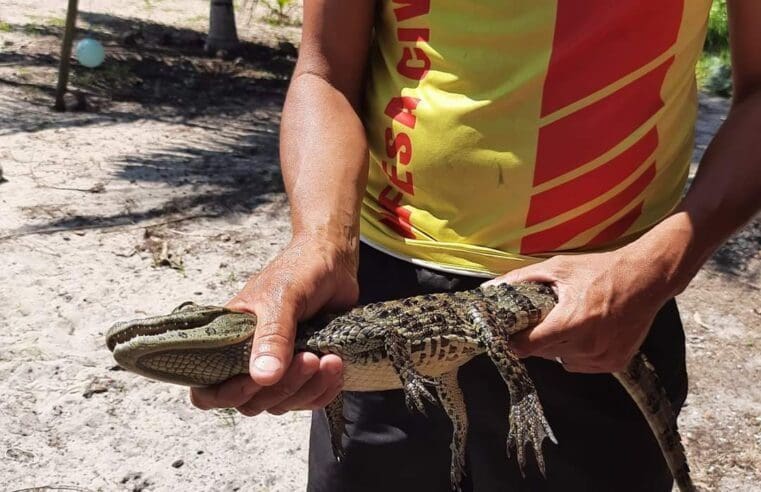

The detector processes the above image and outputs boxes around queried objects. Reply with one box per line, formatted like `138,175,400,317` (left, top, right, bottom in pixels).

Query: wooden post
54,0,80,111
205,0,239,54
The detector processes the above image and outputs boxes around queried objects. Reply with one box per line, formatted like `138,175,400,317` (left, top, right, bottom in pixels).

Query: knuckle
544,256,566,273
254,329,293,350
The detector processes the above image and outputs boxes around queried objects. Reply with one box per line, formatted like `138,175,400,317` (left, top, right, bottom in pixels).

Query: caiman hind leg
325,392,346,461
385,330,440,414
434,369,468,491
469,303,557,476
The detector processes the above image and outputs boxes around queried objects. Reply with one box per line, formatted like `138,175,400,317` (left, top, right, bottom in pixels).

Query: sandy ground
1,2,759,491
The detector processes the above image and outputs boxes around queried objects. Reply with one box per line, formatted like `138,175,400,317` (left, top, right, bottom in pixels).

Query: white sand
1,2,759,490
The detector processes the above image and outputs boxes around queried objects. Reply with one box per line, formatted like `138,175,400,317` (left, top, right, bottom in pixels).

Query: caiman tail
613,354,695,492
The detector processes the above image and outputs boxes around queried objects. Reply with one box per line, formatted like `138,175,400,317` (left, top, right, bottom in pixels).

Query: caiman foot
386,330,440,415
435,370,468,491
325,394,346,461
506,392,557,476
402,371,439,415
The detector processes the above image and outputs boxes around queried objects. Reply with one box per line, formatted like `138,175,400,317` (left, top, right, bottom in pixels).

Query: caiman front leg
434,369,468,491
385,330,440,414
325,392,346,461
469,302,557,476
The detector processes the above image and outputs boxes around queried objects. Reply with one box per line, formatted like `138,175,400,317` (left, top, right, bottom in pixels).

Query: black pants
308,243,688,492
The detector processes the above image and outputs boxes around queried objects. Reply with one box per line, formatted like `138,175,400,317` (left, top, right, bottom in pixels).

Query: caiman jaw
106,304,257,387
105,303,230,351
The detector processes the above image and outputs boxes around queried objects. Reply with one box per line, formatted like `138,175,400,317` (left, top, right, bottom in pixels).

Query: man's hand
485,246,671,374
189,234,358,416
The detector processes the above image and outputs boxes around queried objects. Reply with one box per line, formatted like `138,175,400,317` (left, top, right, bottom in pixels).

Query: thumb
232,299,297,386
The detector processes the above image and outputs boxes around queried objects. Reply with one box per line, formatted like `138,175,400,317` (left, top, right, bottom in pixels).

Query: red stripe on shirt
541,0,683,116
584,201,644,247
520,163,656,254
533,58,672,186
526,128,657,226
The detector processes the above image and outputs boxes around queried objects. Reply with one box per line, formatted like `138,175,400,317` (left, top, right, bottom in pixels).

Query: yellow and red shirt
360,0,712,276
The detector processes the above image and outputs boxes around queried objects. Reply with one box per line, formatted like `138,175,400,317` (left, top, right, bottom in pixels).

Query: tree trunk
206,0,239,54
54,0,80,111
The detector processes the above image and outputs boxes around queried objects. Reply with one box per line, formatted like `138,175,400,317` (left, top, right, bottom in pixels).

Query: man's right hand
189,234,359,416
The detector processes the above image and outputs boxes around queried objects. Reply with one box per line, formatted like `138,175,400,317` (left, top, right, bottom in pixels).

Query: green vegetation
697,0,732,97
263,0,298,26
45,16,66,28
704,0,730,54
0,20,11,32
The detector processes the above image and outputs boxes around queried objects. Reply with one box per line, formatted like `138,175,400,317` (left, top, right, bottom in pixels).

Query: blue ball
75,38,105,68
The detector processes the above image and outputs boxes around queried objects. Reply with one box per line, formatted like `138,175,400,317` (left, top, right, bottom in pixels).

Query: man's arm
652,0,761,289
491,1,761,373
282,0,375,258
191,0,376,415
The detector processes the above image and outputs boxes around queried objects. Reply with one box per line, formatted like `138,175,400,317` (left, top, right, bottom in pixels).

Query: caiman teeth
105,318,177,352
105,305,230,352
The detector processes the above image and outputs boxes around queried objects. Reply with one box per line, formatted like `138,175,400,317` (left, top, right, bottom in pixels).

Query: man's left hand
485,249,670,374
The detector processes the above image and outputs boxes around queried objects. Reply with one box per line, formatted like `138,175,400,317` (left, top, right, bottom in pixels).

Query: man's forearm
625,90,761,298
279,72,369,256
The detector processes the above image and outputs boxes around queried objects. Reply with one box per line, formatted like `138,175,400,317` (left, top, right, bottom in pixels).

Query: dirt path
1,2,759,491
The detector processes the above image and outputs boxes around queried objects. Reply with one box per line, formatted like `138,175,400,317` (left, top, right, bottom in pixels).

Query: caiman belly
342,340,482,392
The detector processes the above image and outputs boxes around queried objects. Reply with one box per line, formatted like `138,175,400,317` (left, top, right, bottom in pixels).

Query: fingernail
253,355,281,373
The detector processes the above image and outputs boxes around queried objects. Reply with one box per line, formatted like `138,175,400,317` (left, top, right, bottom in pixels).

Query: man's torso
360,0,712,276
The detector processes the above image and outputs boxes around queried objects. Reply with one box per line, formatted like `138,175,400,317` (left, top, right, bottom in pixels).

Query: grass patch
262,0,300,26
0,20,11,32
46,16,66,28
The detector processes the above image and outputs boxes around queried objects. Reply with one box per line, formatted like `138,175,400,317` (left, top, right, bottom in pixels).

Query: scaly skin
106,282,694,492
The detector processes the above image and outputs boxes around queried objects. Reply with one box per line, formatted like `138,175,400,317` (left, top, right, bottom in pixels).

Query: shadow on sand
1,11,294,239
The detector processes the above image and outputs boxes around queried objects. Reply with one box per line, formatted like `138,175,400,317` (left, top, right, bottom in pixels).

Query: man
190,1,761,490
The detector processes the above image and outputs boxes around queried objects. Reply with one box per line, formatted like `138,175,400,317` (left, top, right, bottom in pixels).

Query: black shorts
308,243,688,492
